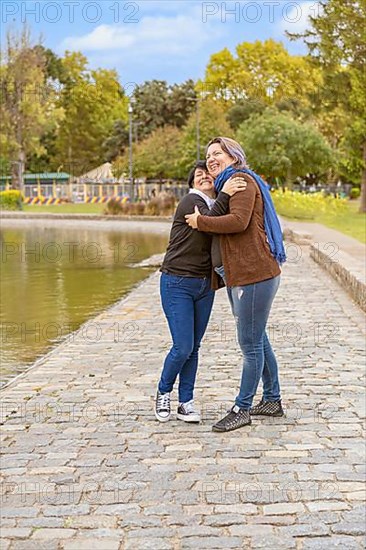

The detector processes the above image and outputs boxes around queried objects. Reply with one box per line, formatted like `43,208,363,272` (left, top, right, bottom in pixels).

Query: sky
1,1,320,90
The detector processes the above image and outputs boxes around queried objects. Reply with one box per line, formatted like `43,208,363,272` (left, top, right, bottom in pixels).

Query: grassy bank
315,201,365,243
272,191,365,243
12,195,366,244
23,203,105,214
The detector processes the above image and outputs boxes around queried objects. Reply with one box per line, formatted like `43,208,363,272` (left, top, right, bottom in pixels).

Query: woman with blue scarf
186,137,286,433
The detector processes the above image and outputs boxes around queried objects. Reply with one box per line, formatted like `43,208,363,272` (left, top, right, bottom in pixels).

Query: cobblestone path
1,246,365,549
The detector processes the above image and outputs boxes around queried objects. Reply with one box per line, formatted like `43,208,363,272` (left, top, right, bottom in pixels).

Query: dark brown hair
187,160,208,188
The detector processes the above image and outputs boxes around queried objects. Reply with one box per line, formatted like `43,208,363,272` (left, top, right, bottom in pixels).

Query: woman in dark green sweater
155,160,246,424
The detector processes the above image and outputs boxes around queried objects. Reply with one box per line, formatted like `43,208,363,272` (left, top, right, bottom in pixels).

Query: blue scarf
215,166,286,264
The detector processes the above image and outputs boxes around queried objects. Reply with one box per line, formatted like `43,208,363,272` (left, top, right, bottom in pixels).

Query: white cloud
60,12,222,57
279,1,322,34
62,24,135,50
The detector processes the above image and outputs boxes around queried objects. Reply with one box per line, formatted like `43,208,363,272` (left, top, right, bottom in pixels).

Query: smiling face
206,143,235,178
193,167,214,196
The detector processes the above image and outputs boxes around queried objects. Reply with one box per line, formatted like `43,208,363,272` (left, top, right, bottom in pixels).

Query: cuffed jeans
227,275,281,410
158,273,215,403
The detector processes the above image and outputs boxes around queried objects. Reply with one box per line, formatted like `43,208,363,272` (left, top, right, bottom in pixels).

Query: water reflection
0,224,168,386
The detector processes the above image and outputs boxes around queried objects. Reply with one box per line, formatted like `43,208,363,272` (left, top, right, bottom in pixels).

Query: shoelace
182,400,196,414
157,393,170,411
229,411,249,429
217,410,237,425
218,409,249,429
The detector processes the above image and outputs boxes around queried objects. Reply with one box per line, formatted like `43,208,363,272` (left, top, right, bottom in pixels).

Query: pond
0,219,170,387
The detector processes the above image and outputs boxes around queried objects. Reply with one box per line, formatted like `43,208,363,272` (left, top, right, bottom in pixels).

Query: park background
0,4,365,549
0,0,365,243
0,0,365,380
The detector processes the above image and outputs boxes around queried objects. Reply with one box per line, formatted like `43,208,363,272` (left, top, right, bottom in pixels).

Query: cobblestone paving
1,246,365,550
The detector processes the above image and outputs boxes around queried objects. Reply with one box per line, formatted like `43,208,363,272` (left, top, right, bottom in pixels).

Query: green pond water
0,221,169,387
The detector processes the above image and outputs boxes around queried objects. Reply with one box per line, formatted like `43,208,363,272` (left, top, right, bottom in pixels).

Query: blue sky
2,1,320,89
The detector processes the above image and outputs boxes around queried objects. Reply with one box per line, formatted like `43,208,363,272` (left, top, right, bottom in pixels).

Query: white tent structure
76,162,118,183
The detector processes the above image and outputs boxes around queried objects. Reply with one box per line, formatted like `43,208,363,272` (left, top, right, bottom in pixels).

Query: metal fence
2,180,189,202
2,180,355,202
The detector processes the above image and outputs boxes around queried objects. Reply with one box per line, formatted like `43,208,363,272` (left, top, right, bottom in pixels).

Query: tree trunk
359,140,366,213
18,150,25,195
11,163,19,190
11,157,25,191
286,167,293,190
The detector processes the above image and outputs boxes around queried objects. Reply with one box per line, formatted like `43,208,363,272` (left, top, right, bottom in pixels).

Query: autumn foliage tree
203,39,322,106
288,0,366,210
237,110,335,186
53,52,128,175
1,19,364,194
177,99,232,175
131,79,197,140
114,126,182,180
0,28,63,188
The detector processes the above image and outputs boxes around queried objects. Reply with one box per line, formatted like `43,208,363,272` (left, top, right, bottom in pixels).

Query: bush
104,194,177,216
144,197,160,216
104,198,130,215
145,193,176,216
0,190,24,210
272,190,349,220
350,187,361,200
131,201,146,216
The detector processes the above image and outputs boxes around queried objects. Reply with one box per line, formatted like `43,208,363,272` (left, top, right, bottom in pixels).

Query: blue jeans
159,273,215,403
227,276,281,410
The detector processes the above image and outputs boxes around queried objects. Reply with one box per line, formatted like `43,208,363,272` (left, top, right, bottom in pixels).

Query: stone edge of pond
0,212,172,222
0,269,160,392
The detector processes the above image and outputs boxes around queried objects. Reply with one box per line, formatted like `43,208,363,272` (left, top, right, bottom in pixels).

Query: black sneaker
250,399,284,417
177,400,200,423
212,405,251,433
154,390,171,422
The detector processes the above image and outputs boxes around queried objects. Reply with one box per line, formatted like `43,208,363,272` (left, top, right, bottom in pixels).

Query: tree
166,79,198,128
227,96,313,133
114,99,233,180
0,27,63,188
203,39,322,105
288,0,366,210
103,120,129,162
114,125,182,180
33,45,68,84
178,99,232,175
26,46,69,173
132,80,169,141
132,79,197,140
237,110,335,186
227,99,267,131
53,52,128,175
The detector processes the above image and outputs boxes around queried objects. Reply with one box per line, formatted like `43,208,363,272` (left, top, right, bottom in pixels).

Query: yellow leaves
0,190,24,210
61,51,88,80
114,125,182,180
204,39,322,105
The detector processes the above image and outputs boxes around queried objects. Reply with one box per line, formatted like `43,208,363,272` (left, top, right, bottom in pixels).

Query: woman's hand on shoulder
185,205,200,229
222,177,247,196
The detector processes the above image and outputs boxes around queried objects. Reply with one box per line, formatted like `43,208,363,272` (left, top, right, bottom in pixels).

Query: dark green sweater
161,192,230,278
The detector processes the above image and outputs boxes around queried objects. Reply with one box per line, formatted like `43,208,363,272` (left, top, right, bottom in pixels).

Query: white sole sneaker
155,391,171,422
177,401,200,423
155,411,171,422
176,412,200,423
